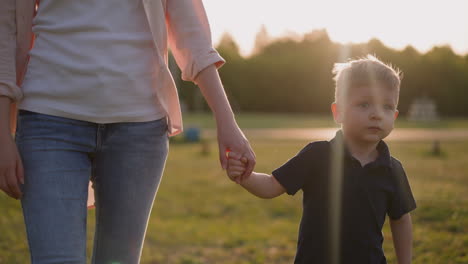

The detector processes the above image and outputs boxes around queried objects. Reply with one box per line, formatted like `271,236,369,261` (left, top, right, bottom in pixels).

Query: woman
0,0,255,263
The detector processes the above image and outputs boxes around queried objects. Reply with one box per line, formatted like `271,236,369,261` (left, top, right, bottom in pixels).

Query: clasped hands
226,151,249,183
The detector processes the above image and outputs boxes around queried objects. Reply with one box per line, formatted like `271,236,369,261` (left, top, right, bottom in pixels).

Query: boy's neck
342,135,379,167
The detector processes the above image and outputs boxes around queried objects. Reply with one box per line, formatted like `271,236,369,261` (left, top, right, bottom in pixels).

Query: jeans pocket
16,111,90,144
137,117,168,137
15,110,38,140
16,111,49,141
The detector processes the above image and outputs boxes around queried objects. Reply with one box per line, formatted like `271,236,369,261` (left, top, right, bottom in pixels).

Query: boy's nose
370,108,383,120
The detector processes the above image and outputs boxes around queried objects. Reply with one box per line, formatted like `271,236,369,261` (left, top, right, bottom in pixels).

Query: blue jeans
15,110,169,264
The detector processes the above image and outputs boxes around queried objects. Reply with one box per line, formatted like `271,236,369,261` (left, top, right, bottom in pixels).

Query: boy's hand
226,151,248,184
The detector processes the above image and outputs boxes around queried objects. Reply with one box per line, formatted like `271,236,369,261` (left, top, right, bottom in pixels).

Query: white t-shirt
20,0,166,123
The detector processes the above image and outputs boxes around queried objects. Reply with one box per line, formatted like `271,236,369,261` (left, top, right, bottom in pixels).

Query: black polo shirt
272,131,416,264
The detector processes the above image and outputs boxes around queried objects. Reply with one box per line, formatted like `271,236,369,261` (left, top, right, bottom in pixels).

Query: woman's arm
390,213,413,264
166,0,256,180
194,65,256,181
0,0,25,199
0,97,12,135
0,97,24,199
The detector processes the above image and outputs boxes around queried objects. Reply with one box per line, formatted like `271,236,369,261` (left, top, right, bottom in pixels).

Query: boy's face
332,85,399,144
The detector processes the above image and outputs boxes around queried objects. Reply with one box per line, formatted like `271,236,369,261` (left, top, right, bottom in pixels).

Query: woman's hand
217,121,255,183
0,97,24,199
194,65,256,182
0,134,24,199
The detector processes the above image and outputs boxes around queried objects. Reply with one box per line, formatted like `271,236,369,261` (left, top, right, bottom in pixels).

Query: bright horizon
203,0,468,56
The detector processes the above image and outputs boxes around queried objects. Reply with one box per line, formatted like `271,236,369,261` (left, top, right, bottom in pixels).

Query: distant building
407,96,439,121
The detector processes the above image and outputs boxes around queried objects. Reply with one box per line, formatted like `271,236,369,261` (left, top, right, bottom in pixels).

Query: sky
203,0,468,56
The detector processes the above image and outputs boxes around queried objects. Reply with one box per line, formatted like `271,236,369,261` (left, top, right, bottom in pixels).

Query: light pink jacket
1,0,224,207
0,0,225,137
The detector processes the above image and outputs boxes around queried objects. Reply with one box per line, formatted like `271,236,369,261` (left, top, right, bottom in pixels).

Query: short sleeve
272,142,319,196
387,159,417,220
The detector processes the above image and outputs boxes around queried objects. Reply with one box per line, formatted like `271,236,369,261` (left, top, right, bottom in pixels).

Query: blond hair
332,55,402,105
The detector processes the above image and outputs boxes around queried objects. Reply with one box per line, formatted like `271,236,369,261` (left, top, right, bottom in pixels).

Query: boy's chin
361,132,388,143
346,133,383,144
363,136,383,143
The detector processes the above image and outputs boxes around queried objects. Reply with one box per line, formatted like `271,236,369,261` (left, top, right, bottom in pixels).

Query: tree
253,25,271,55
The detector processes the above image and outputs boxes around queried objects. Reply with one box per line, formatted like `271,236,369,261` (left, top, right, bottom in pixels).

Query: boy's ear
394,109,399,120
331,102,343,123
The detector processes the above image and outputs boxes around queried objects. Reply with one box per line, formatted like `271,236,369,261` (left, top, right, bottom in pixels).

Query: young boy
227,55,416,264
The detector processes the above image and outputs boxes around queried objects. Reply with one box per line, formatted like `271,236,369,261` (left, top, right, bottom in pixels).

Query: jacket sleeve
0,0,23,102
165,0,225,82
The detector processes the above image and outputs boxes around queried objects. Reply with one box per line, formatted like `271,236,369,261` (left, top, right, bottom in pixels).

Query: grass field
1,114,467,263
182,112,468,129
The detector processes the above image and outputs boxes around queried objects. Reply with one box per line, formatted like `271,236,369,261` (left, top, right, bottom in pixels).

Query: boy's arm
240,171,286,199
390,213,413,264
227,153,285,199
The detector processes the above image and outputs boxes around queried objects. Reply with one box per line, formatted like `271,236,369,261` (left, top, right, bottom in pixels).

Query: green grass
1,137,467,263
182,112,468,129
183,113,338,129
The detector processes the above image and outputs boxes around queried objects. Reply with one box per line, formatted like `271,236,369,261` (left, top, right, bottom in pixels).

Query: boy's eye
384,104,394,110
359,103,369,108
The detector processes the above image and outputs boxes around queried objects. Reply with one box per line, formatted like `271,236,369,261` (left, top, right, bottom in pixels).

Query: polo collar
330,130,392,169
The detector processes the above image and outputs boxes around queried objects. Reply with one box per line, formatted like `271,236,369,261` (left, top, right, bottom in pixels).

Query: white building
407,96,439,121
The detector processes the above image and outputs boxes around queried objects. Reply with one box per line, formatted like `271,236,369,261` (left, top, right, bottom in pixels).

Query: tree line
173,29,468,117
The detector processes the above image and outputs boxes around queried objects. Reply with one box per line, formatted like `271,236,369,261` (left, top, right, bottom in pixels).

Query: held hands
226,151,248,183
216,122,256,182
193,64,256,180
227,151,286,198
195,64,255,180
